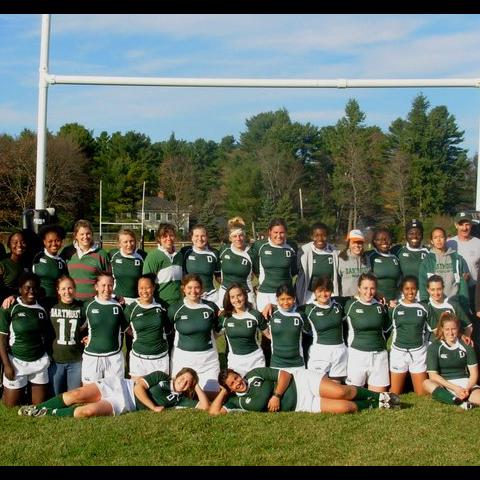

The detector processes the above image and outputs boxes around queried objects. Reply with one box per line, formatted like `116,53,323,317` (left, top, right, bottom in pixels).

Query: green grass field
1,393,479,466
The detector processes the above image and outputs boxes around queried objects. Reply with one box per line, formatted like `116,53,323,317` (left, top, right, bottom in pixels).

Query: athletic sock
37,394,67,409
354,387,380,402
432,387,457,405
51,406,78,417
354,400,376,411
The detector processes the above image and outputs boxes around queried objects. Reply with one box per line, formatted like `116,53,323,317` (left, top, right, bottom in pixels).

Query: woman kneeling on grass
423,312,480,410
209,367,401,415
18,367,210,418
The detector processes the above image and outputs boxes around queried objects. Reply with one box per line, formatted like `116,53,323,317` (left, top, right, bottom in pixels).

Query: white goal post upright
35,14,480,213
98,180,146,249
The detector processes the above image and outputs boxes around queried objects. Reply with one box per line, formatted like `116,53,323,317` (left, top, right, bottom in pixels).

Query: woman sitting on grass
209,367,401,415
18,367,210,417
423,312,480,410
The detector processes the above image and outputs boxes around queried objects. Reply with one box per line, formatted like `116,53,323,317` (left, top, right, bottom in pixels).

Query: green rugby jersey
367,250,402,301
142,246,183,307
223,367,297,412
109,249,146,299
67,243,110,301
49,300,85,363
135,370,197,410
124,300,169,358
251,240,297,293
427,338,477,380
345,298,391,352
422,297,471,335
0,299,50,362
0,258,27,301
82,297,127,356
182,246,221,294
308,250,336,291
392,244,429,279
269,306,311,368
219,245,254,293
168,299,219,352
220,308,268,355
389,301,429,350
32,250,68,300
302,301,344,346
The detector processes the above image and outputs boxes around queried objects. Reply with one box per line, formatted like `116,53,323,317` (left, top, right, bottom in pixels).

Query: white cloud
360,30,480,77
0,104,35,127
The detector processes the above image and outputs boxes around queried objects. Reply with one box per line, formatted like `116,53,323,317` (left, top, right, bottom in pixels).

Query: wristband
273,392,282,399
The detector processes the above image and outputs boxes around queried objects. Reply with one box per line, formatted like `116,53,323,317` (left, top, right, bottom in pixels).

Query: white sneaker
17,405,38,417
460,401,477,410
378,392,401,409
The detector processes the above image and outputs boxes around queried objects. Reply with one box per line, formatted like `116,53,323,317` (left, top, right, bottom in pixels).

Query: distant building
114,192,190,238
139,192,190,236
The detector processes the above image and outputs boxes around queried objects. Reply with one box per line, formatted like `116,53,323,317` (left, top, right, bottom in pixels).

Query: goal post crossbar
35,14,480,213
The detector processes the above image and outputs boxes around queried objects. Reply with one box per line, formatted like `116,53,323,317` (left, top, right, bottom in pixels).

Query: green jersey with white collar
83,297,128,356
168,299,219,352
302,301,344,346
220,308,268,355
389,301,429,350
219,245,254,293
223,367,297,412
135,370,198,410
251,240,297,293
124,300,169,358
345,298,391,352
427,338,477,380
269,306,311,368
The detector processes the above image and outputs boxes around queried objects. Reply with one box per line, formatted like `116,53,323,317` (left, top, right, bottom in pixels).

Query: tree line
0,94,476,242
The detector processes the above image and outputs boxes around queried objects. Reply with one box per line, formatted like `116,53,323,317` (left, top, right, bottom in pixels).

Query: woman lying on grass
209,367,401,415
18,367,209,418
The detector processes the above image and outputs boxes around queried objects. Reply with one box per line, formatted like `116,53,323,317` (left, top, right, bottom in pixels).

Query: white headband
230,228,244,237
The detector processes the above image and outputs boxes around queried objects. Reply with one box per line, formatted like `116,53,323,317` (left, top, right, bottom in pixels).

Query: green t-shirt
32,250,68,300
367,250,402,301
389,301,429,350
135,370,198,410
269,307,311,368
427,339,477,380
223,367,297,412
49,300,85,363
82,297,128,356
0,258,27,301
302,301,344,346
220,308,268,356
251,240,297,294
109,249,146,299
124,300,169,358
422,298,471,339
392,244,429,280
0,299,50,362
219,245,254,293
345,298,391,352
168,299,220,352
182,246,221,294
308,251,335,291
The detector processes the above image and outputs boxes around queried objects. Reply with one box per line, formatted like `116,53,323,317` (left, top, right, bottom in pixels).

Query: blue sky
1,14,480,156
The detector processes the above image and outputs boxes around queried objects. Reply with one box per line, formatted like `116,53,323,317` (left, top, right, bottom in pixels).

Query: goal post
99,180,146,250
35,13,480,214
